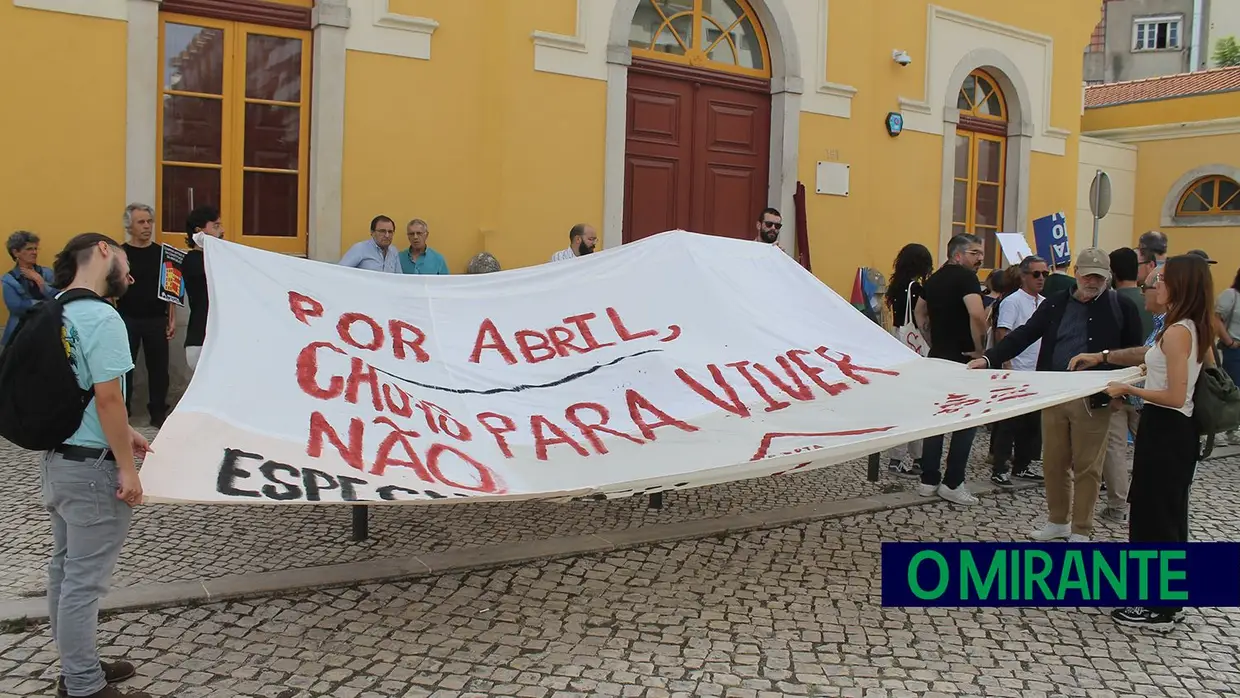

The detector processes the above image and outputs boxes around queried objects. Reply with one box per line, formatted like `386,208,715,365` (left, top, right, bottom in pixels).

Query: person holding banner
914,234,989,505
1071,253,1213,629
181,206,224,373
970,248,1145,542
882,242,934,477
988,255,1048,488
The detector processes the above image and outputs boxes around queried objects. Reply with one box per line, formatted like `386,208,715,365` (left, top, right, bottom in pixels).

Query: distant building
1207,0,1240,68
1081,65,1240,292
1084,0,1204,84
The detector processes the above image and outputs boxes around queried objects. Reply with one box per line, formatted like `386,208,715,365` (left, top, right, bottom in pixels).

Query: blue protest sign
1032,212,1070,268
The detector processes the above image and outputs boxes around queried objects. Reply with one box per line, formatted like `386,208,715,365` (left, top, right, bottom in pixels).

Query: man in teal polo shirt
400,218,450,275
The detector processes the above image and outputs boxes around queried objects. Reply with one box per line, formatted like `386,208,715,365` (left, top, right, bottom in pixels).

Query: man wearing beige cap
969,248,1145,541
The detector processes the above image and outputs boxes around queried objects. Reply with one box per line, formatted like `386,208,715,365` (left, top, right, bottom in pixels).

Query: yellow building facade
1082,69,1240,292
2,0,1101,302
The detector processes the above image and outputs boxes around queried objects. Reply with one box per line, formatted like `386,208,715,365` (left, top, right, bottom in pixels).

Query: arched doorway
621,0,773,243
951,69,1008,268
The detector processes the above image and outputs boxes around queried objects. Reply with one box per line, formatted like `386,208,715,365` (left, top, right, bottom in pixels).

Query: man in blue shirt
44,233,154,698
400,218,449,275
339,215,401,273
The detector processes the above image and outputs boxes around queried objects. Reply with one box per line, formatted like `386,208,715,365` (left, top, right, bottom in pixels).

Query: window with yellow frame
157,13,311,256
1176,175,1240,216
951,70,1008,268
628,0,771,78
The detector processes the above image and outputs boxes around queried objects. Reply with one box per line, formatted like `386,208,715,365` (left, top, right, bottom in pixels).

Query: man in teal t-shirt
400,218,450,275
43,233,154,698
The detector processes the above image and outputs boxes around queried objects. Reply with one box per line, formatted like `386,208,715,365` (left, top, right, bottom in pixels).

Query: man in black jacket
967,247,1144,542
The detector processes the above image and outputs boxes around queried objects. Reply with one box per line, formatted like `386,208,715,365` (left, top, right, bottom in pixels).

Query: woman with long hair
1069,254,1214,630
1212,266,1240,445
883,243,934,476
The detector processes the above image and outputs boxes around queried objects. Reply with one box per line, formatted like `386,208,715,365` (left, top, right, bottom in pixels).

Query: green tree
1215,36,1240,68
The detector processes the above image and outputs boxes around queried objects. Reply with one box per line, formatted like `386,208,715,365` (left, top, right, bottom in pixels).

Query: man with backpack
967,248,1144,543
0,233,153,697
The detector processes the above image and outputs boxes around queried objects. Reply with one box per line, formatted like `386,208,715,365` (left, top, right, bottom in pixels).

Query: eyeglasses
1026,271,1049,278
762,221,783,229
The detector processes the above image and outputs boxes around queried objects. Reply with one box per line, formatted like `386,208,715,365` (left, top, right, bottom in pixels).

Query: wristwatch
1101,349,1110,365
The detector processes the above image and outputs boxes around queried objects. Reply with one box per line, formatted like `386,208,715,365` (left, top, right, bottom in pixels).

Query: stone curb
0,478,1045,625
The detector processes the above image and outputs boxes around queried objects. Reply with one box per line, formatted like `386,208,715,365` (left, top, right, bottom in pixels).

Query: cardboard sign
158,244,186,307
995,233,1034,267
139,231,1138,505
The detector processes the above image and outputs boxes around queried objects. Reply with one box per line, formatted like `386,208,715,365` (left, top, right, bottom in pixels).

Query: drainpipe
1190,0,1205,71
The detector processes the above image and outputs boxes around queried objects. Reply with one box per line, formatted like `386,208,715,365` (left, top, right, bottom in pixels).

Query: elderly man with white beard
968,248,1145,543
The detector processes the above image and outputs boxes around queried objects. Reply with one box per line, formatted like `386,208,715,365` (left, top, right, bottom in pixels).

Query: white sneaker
1030,522,1072,541
917,483,938,497
1067,533,1090,542
937,483,979,505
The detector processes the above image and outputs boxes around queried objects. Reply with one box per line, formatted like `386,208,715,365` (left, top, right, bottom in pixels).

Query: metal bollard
351,505,369,541
867,453,880,482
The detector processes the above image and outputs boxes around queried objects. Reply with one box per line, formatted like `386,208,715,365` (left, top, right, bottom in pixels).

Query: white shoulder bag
895,281,930,357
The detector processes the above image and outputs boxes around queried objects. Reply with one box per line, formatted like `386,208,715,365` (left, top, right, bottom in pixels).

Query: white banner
141,232,1139,505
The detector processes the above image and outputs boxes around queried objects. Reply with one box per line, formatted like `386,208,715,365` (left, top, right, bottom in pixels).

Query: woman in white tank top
1067,254,1215,631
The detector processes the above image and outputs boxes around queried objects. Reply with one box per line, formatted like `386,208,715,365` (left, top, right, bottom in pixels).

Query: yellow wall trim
532,0,588,56
791,0,856,119
345,0,438,61
1084,117,1240,143
898,5,1070,156
13,0,124,20
1079,135,1138,152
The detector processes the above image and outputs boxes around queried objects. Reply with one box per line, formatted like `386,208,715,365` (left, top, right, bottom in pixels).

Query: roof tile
1085,66,1240,108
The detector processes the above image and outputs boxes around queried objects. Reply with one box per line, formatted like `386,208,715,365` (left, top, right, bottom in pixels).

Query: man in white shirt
550,224,597,262
990,254,1048,488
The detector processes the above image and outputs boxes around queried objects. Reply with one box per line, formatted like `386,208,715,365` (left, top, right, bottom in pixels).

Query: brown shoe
67,686,152,698
58,660,137,697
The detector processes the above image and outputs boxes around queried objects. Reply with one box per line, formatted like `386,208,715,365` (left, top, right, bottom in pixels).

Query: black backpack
1193,353,1240,460
0,288,110,451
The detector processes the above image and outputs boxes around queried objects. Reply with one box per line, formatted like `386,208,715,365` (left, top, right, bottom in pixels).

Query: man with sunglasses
1136,230,1167,288
1097,247,1150,525
1111,247,1154,343
754,208,783,245
989,255,1049,488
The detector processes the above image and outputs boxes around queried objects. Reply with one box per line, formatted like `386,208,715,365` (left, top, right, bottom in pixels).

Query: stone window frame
1161,165,1240,228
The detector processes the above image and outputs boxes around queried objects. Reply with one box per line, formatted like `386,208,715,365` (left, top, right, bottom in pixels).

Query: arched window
951,70,1008,267
1177,175,1240,216
628,0,770,78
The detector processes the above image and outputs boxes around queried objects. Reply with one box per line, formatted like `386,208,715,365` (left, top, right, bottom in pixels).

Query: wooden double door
622,59,772,243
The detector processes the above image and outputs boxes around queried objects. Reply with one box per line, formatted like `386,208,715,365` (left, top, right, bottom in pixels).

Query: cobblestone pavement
2,454,1238,697
3,430,1023,600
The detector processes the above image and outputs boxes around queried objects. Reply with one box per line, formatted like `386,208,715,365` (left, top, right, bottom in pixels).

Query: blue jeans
920,428,978,489
1221,347,1240,393
41,450,133,697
